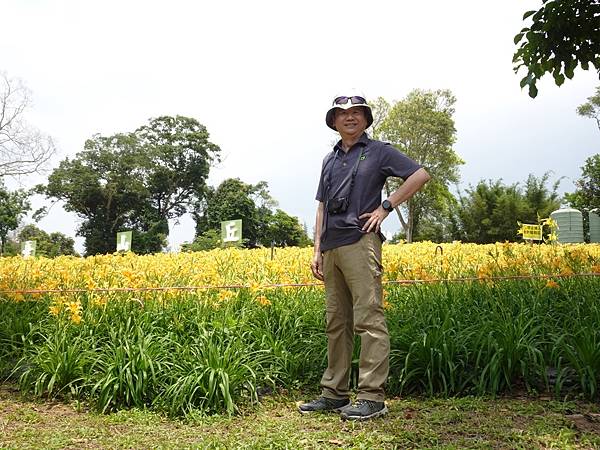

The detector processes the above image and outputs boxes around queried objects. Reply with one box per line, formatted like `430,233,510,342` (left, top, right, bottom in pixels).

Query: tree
135,116,221,223
262,209,312,247
513,0,600,98
0,73,56,177
565,154,600,211
192,178,310,249
373,90,464,242
44,133,148,255
194,178,261,247
576,86,600,132
0,183,30,255
453,173,561,243
42,116,220,255
181,229,222,252
17,224,76,257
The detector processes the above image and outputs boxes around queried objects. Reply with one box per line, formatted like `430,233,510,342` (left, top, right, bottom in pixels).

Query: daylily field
1,242,599,416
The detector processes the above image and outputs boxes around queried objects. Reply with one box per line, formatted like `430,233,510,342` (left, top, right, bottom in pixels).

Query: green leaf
519,75,530,89
528,82,538,98
552,70,565,86
565,59,576,79
522,10,537,20
514,33,524,45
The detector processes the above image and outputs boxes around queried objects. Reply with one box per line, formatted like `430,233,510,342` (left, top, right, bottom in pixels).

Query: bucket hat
325,94,373,131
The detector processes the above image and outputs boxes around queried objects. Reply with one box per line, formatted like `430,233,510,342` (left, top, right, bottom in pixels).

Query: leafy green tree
181,229,222,252
192,178,309,249
262,209,312,247
522,173,562,218
373,90,464,243
17,224,77,257
44,133,148,255
42,116,220,255
194,178,260,247
453,173,561,243
577,87,600,132
0,183,30,255
455,181,528,243
135,116,221,222
565,154,600,213
513,0,600,98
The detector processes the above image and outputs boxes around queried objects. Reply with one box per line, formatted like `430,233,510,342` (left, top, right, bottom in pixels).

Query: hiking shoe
340,399,388,421
298,397,350,414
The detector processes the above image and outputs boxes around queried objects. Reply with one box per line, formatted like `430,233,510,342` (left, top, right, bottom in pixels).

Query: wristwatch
381,199,394,212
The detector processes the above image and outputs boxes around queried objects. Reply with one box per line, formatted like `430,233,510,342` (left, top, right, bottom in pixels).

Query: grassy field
2,243,600,448
2,384,600,449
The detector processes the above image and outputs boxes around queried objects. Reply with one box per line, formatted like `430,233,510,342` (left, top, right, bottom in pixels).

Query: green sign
116,231,133,252
221,219,242,243
21,240,36,257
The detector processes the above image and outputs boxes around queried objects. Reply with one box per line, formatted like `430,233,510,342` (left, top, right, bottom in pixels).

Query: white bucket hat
325,94,374,131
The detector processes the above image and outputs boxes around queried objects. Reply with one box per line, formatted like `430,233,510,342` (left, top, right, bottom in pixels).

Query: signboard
116,231,133,251
221,219,242,243
520,224,543,241
21,240,36,257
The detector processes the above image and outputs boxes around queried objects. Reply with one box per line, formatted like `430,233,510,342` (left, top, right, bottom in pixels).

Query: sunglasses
333,96,367,106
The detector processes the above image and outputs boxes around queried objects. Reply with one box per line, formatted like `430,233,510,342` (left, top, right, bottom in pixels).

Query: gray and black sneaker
298,397,350,414
340,399,388,421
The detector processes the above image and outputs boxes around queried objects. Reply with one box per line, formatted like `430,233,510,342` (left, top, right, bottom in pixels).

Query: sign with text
221,219,242,243
21,240,36,257
116,231,133,252
520,224,542,241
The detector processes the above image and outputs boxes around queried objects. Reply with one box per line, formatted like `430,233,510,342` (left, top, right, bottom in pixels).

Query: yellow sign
520,224,542,240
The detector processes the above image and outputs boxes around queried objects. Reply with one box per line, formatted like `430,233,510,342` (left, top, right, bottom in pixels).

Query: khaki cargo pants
320,232,389,402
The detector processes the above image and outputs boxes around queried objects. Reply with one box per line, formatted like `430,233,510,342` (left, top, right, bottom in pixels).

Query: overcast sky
2,0,599,253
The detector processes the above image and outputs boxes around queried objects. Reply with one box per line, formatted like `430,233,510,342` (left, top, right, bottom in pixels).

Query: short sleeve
378,143,421,180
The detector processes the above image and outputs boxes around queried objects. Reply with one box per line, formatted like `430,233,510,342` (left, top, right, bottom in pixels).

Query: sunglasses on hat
333,96,367,106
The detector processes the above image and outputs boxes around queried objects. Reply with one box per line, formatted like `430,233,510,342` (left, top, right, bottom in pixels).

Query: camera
326,197,349,214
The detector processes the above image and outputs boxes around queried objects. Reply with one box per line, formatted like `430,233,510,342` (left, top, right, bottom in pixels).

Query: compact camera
326,197,349,214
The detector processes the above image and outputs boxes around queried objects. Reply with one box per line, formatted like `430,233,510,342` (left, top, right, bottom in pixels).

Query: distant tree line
1,224,76,257
1,81,600,256
32,116,311,256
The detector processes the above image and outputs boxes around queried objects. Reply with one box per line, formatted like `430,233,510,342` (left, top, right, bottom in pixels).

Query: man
298,94,430,420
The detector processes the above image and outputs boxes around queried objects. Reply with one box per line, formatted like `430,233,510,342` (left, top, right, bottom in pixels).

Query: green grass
2,384,600,449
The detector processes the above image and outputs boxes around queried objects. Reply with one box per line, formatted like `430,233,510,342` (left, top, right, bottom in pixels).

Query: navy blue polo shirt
316,133,421,252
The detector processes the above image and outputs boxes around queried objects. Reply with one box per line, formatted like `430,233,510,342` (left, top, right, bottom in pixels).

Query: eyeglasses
333,96,367,106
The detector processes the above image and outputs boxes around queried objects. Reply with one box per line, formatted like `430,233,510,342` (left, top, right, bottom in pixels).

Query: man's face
333,106,367,135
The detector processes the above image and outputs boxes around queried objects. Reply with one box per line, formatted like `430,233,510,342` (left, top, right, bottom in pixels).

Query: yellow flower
218,290,235,302
67,301,82,315
91,294,107,307
70,313,82,324
49,305,61,316
545,279,559,289
249,281,262,293
256,295,271,306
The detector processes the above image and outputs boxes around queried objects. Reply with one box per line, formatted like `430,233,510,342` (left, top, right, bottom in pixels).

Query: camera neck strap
326,147,364,200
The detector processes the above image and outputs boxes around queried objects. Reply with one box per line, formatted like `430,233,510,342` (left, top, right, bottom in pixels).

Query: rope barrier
1,272,598,295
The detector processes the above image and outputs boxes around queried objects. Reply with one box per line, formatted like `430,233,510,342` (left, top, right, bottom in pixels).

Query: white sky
2,0,599,253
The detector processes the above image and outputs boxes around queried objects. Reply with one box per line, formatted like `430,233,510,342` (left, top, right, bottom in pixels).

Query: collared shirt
315,133,421,252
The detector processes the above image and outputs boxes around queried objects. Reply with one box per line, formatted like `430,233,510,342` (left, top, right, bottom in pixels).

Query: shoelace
351,399,375,408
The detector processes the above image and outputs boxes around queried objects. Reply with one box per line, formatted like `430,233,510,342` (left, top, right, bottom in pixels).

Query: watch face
382,200,393,211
